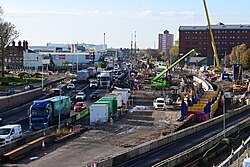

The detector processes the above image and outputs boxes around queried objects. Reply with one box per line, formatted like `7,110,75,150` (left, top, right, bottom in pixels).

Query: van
0,124,22,144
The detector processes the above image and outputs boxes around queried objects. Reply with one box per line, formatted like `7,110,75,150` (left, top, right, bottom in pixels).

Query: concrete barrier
152,117,250,167
97,104,250,167
193,76,213,91
0,126,56,158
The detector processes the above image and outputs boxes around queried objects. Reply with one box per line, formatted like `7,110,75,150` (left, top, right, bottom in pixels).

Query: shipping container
112,89,129,105
89,104,109,125
106,93,122,108
99,97,117,113
94,100,113,116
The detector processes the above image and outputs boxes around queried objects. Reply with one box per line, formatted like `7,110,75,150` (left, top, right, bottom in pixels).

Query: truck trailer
77,70,89,82
29,96,71,130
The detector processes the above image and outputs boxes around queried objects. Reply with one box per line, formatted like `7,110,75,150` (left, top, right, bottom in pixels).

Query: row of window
4,57,23,63
185,36,248,40
184,30,249,34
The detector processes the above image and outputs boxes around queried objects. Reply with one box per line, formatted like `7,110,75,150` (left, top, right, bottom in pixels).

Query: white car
75,92,86,101
67,83,75,90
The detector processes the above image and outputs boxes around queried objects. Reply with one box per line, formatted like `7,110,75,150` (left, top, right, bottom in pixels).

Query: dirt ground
4,107,181,167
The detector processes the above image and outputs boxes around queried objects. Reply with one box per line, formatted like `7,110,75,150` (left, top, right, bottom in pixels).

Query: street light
58,82,62,130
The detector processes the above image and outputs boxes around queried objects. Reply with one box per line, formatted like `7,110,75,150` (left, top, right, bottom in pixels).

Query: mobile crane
151,49,197,89
203,0,221,75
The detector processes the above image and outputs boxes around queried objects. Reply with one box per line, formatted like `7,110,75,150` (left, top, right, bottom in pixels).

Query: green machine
150,49,197,89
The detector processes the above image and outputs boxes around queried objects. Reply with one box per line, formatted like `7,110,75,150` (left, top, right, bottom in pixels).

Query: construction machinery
232,63,246,91
150,49,197,89
203,0,221,75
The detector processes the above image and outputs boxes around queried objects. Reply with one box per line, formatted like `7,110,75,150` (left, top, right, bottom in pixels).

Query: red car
73,102,86,112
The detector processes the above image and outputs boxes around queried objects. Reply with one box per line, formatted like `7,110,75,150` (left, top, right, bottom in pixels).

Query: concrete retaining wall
193,76,213,91
0,88,42,112
96,104,250,167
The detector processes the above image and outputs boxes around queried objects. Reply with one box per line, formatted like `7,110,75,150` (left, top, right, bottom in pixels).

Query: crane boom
203,0,220,68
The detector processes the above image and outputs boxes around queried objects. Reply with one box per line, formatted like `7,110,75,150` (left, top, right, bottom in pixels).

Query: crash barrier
0,126,56,157
0,88,42,112
96,104,250,167
152,115,250,167
3,136,48,160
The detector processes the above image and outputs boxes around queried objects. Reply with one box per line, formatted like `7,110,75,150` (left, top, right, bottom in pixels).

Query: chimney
25,41,28,49
23,40,26,49
12,41,15,46
18,41,22,47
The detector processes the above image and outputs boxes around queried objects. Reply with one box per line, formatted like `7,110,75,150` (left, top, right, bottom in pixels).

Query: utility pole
103,33,106,50
134,31,137,59
131,33,133,56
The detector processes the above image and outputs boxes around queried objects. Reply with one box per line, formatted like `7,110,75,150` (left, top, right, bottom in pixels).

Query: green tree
169,39,179,62
0,6,19,77
241,49,250,69
229,44,247,65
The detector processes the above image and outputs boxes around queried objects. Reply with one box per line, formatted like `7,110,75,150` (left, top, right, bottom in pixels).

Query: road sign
42,59,50,64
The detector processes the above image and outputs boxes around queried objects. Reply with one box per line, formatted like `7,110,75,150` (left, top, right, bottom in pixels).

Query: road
116,109,250,167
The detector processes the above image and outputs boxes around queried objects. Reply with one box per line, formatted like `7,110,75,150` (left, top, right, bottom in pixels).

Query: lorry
29,96,71,130
0,124,22,144
89,104,109,125
97,71,112,88
77,70,89,82
87,67,97,78
153,98,167,110
89,79,99,88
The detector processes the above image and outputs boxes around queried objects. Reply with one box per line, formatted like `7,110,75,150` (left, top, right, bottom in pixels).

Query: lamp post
58,82,62,129
41,63,44,89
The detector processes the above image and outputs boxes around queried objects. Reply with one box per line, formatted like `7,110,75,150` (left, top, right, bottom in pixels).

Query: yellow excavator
203,0,221,76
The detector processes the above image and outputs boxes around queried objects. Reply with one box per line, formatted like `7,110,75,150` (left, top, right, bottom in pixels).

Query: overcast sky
1,0,250,49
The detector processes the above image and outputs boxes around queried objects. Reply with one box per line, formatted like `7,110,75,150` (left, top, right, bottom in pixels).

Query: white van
0,124,22,144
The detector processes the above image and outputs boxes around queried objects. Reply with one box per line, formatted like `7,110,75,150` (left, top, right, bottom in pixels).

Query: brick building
5,40,28,70
179,23,250,65
158,30,174,54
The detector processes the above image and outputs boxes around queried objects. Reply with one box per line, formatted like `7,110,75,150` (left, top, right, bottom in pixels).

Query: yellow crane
203,0,221,74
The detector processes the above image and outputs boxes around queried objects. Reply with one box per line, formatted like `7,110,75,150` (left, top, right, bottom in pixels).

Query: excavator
150,49,197,89
203,0,221,76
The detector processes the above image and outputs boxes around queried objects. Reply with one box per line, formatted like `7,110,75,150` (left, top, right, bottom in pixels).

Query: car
75,92,86,101
73,102,86,112
90,92,101,99
67,83,75,90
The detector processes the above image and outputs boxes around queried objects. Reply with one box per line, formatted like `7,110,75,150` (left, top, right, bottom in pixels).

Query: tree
0,6,19,77
169,39,179,62
241,49,250,69
229,44,247,65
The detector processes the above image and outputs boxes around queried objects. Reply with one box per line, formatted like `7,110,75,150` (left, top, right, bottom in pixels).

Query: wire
183,157,203,167
203,142,220,157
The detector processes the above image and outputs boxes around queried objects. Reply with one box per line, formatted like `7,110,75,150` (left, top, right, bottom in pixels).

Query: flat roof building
179,23,250,65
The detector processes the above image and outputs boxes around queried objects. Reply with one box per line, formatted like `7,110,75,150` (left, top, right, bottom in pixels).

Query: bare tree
0,6,19,77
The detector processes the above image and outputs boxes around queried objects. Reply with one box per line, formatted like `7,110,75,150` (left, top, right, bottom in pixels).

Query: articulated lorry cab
29,96,71,130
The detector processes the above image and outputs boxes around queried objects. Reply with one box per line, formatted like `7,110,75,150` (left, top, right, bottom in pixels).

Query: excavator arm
151,49,197,88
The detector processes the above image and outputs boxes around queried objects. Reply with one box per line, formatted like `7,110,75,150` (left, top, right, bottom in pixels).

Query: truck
29,96,71,130
87,67,97,78
97,71,112,88
77,69,89,82
89,79,99,88
89,104,109,125
153,98,167,110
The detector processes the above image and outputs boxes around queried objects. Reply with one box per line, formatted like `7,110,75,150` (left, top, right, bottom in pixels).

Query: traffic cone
41,139,46,150
91,162,97,167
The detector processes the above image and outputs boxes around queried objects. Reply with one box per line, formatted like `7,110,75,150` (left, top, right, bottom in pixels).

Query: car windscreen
31,108,48,116
0,128,11,135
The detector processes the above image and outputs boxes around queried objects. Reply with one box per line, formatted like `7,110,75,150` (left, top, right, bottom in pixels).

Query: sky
1,0,250,49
